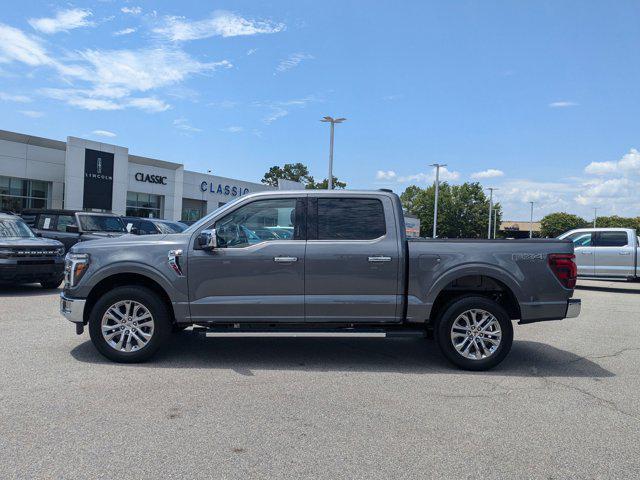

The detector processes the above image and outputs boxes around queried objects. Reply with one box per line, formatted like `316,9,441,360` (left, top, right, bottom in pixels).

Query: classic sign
135,172,168,185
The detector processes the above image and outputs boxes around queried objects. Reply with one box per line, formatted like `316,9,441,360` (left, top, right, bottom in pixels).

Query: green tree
400,182,495,238
594,215,640,230
261,163,313,187
540,212,588,238
306,176,347,189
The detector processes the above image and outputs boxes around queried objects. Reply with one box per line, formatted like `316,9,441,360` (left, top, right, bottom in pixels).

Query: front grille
11,249,59,257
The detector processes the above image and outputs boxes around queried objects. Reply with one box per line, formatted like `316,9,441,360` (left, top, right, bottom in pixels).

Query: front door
187,196,306,323
594,231,634,277
565,231,595,276
304,196,400,323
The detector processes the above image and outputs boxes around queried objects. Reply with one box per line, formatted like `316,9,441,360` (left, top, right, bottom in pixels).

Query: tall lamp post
593,207,598,228
487,188,498,239
529,201,535,238
320,116,346,189
430,163,447,238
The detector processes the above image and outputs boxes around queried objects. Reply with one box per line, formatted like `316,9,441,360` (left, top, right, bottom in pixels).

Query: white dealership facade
0,129,298,221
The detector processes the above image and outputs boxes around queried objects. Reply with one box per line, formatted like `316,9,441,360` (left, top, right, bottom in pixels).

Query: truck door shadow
70,336,613,379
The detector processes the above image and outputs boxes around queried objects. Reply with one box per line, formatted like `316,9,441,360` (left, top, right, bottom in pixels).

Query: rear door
594,231,634,277
564,231,595,276
304,195,401,323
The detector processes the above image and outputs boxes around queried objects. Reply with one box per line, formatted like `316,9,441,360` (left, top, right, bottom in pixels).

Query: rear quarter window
596,231,628,247
36,214,56,230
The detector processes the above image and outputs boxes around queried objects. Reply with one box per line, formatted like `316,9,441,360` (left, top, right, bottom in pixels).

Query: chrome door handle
368,256,392,263
579,251,593,255
274,256,298,263
619,251,632,255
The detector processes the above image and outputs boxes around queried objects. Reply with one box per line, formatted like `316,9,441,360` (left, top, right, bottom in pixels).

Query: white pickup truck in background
559,228,640,280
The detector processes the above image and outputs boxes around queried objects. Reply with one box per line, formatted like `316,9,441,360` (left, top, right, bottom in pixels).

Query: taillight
548,253,577,289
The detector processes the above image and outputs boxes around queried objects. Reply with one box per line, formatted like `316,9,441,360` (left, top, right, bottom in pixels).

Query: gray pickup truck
60,190,580,370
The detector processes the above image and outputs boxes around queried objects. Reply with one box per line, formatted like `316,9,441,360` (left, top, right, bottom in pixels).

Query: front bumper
0,258,64,282
60,293,86,324
565,298,581,319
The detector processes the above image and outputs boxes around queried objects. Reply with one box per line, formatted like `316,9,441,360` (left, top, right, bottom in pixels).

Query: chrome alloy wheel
450,308,502,360
101,300,155,352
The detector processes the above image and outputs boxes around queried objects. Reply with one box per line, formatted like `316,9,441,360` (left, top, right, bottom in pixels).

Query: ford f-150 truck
558,228,640,280
60,190,580,370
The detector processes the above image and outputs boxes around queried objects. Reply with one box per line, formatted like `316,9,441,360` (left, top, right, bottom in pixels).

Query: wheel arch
83,272,176,325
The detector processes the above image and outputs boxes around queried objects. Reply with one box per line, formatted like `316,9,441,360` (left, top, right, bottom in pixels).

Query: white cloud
121,6,142,15
154,11,284,41
258,95,318,124
584,161,617,175
0,23,52,66
584,149,640,175
575,178,635,206
0,92,31,102
276,53,313,73
549,101,578,108
173,118,201,133
471,168,504,179
28,9,94,34
376,167,460,184
246,48,258,56
114,27,136,36
376,170,397,181
20,110,44,118
127,97,170,112
92,129,116,138
221,126,243,133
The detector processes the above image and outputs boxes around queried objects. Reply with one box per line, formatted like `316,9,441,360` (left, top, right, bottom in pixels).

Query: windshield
183,196,244,234
155,221,186,234
0,219,36,239
79,215,126,232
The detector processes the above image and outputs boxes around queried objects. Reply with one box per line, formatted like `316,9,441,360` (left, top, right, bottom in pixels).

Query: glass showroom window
126,192,164,219
0,176,50,213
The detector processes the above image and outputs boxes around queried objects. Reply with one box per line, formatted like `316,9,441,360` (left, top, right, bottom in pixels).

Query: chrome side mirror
198,228,217,250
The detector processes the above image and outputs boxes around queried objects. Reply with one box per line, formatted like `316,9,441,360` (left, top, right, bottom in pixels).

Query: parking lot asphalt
1,282,639,480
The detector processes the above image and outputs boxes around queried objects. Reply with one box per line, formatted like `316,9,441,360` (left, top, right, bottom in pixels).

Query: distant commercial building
500,220,542,238
0,129,300,221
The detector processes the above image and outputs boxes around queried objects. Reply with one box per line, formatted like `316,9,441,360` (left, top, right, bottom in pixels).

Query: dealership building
0,129,299,221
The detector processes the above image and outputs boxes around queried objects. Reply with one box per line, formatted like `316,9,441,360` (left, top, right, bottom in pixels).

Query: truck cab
559,228,639,279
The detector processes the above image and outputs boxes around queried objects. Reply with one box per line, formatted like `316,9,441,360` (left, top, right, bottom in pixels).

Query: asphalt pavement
0,281,638,479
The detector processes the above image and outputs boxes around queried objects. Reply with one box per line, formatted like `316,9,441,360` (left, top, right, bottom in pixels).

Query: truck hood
70,232,189,252
1,237,63,248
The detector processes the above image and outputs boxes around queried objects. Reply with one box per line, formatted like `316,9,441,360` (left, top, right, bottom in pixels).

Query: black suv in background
23,209,127,251
122,217,187,235
0,212,65,289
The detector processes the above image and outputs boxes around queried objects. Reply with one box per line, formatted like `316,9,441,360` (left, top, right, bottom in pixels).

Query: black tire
435,296,513,371
40,276,63,289
88,286,171,363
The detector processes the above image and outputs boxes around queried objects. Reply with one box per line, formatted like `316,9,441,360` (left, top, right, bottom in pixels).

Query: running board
193,326,425,339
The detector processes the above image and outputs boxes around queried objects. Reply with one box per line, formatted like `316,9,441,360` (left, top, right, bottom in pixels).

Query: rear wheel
435,296,513,371
88,286,171,363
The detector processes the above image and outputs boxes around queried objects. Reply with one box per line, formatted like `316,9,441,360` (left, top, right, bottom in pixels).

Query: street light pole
487,188,497,239
529,201,535,238
593,207,598,228
320,116,346,189
430,163,446,238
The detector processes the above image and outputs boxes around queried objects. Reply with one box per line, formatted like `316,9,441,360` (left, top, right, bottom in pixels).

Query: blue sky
1,1,639,220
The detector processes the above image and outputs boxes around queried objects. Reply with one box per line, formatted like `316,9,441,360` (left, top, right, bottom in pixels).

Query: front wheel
435,296,513,371
88,286,171,363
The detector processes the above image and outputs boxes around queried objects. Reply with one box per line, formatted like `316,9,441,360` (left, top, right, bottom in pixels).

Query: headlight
64,253,90,288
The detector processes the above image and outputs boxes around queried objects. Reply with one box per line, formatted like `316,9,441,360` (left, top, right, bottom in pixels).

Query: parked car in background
23,209,127,251
122,217,187,236
558,227,640,280
0,212,65,288
60,190,580,370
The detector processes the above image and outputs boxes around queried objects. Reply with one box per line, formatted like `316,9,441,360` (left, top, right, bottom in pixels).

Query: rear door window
596,231,628,247
317,198,386,240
